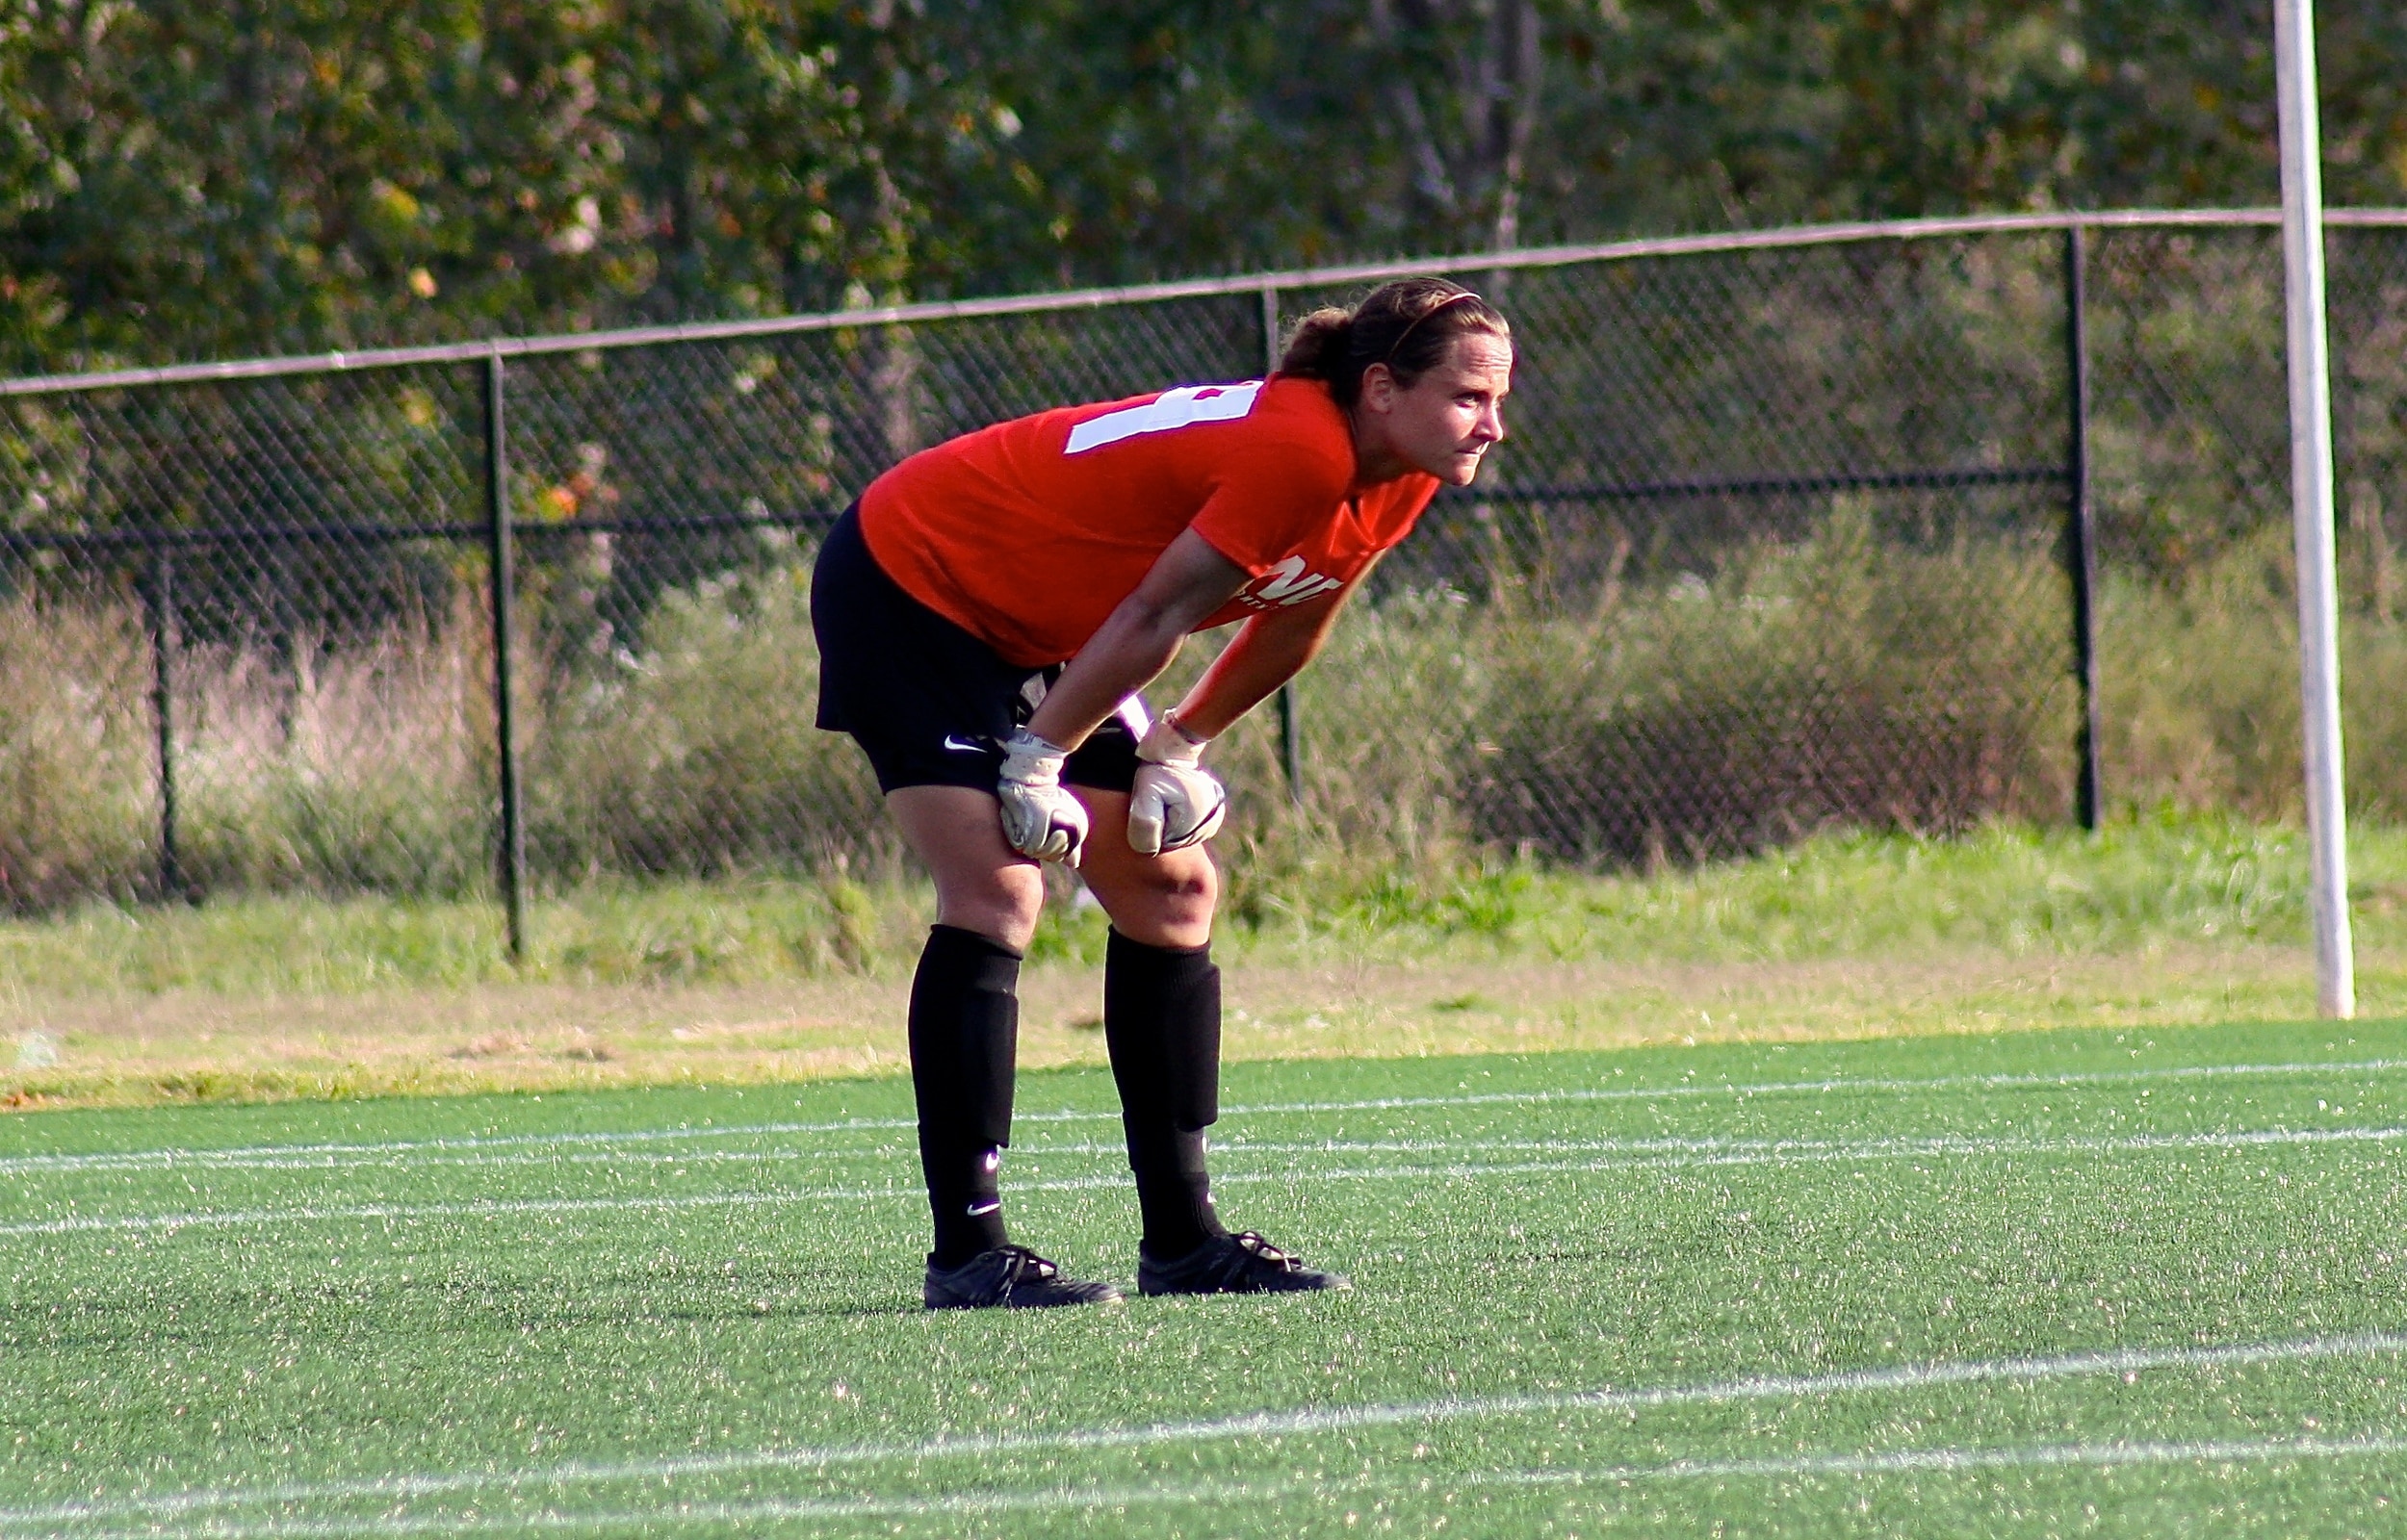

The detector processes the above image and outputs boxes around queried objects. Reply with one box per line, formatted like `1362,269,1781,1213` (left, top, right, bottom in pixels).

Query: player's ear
1358,362,1397,414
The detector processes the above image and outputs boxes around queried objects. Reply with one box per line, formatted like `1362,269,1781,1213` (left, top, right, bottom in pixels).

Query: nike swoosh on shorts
943,735,985,753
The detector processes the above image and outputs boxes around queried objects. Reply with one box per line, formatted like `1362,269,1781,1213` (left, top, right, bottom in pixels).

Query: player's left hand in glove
1127,713,1228,858
997,726,1089,865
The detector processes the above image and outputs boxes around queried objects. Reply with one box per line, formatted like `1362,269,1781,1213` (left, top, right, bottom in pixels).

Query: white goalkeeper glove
996,725,1089,865
1128,713,1228,858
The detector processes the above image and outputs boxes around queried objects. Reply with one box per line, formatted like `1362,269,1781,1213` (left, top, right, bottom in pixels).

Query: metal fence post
1259,284,1304,806
147,548,185,899
2063,225,2104,832
484,351,528,962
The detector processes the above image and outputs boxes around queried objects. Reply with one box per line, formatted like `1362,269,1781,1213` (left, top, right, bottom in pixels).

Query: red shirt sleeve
1182,419,1357,577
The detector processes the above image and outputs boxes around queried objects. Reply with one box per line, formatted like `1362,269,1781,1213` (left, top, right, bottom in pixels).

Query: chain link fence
4,212,2404,938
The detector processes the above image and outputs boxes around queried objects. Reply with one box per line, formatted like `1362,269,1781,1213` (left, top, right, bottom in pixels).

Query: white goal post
2275,0,2356,1018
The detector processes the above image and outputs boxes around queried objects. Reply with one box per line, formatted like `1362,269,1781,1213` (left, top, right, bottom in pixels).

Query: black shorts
811,504,1145,795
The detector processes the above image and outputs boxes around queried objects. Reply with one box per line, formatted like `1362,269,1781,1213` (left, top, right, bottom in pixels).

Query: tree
1366,0,1545,251
8,0,2407,372
0,0,1005,371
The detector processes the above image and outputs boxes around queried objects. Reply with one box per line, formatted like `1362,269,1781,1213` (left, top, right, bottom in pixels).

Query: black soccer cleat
1137,1231,1353,1296
923,1245,1126,1310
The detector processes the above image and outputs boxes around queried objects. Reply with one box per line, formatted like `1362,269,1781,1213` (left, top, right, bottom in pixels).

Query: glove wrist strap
1141,713,1209,768
1000,725,1070,784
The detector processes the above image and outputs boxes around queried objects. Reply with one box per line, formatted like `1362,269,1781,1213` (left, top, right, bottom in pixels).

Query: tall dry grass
1217,509,2073,913
526,565,890,881
3,522,2405,916
2100,524,2407,820
174,617,496,896
0,597,157,908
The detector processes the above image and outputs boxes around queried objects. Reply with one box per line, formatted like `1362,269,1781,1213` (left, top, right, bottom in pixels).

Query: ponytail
1278,309,1356,383
1276,278,1511,408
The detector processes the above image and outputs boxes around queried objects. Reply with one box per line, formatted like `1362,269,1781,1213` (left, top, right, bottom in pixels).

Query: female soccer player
813,277,1514,1308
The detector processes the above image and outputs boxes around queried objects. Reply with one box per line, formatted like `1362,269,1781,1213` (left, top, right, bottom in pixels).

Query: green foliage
11,3,2407,372
0,0,989,371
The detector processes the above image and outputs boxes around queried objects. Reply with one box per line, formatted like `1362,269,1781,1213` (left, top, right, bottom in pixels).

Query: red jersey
857,374,1438,668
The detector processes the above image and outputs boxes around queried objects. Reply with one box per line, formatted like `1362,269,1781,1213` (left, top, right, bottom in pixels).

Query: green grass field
8,1017,2407,1535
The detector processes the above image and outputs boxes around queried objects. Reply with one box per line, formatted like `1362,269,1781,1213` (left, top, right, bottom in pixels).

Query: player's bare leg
1073,787,1350,1295
887,785,1045,950
885,785,1121,1308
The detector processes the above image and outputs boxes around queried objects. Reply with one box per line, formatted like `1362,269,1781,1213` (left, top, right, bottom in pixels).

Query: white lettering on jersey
1237,554,1345,610
1064,381,1264,455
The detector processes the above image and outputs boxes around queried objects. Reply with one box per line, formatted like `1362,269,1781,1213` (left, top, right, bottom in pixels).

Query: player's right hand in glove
996,725,1089,865
1127,713,1228,858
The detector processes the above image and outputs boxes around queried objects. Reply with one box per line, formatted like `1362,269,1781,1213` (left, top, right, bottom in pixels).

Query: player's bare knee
1161,850,1218,912
1119,852,1217,945
1124,844,1212,902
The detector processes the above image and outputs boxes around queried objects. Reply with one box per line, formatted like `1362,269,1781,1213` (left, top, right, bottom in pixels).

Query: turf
7,1020,2407,1536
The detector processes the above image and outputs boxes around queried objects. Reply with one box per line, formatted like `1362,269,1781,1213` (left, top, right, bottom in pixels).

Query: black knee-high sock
1103,928,1229,1261
908,925,1022,1269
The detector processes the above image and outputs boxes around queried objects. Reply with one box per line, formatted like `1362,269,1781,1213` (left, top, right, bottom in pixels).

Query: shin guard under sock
1103,928,1229,1260
908,925,1022,1269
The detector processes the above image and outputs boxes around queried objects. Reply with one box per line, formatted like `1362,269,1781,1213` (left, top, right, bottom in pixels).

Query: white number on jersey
1064,381,1264,455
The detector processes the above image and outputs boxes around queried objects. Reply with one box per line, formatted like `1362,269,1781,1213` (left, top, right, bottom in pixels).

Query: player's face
1371,334,1514,487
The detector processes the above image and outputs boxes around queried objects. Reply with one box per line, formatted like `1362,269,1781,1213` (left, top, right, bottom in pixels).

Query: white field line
0,1112,2374,1180
70,1430,2407,1539
1489,1428,2407,1485
20,1330,2407,1531
7,1054,2407,1177
8,1116,2400,1189
6,1121,2404,1240
1010,1124,2407,1162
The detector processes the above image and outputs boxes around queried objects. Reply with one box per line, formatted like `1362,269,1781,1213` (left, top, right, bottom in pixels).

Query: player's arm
1164,557,1373,739
1100,562,1372,857
1024,528,1251,749
996,529,1248,864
